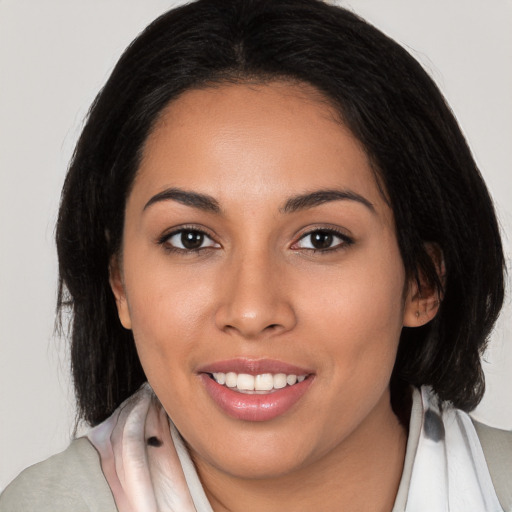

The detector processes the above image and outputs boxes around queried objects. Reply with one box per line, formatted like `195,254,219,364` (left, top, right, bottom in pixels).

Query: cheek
297,243,406,377
121,249,217,373
288,246,405,442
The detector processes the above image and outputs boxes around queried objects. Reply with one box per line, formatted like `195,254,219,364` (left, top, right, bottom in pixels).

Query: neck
193,389,408,512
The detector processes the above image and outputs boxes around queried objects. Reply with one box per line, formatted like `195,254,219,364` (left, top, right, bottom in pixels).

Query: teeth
213,372,226,385
211,372,308,392
237,373,255,391
273,373,287,389
225,372,237,388
286,374,297,386
255,373,273,391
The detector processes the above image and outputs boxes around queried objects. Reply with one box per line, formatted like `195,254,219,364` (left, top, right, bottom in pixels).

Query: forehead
133,81,388,217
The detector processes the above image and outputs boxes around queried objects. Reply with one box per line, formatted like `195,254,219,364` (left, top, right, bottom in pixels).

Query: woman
1,0,510,510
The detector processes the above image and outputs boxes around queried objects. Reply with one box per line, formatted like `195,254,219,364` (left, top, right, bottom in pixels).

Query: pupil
312,231,333,249
181,231,203,249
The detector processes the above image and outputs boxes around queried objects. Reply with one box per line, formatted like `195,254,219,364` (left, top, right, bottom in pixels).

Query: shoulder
473,419,512,512
0,437,117,512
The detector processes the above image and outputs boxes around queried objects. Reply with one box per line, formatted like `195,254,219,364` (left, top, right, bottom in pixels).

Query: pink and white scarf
87,384,504,511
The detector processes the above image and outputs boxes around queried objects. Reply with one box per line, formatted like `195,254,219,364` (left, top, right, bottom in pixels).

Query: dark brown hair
56,0,505,425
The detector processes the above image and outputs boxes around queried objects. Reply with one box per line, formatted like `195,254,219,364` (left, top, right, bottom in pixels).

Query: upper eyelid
158,227,221,254
296,226,353,241
291,227,354,250
158,225,218,243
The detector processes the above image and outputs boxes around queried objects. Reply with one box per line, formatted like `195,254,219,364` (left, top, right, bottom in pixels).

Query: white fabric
406,387,503,512
87,384,503,512
87,386,199,511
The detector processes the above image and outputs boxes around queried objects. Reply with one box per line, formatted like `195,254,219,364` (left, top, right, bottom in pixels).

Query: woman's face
111,82,420,480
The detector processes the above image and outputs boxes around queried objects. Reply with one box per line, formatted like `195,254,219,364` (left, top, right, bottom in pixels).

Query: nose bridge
215,245,296,338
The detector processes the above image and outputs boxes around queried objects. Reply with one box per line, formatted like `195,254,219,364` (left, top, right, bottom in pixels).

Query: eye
293,229,352,251
162,229,220,251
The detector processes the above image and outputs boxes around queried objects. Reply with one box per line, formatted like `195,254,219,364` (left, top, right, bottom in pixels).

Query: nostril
215,300,297,338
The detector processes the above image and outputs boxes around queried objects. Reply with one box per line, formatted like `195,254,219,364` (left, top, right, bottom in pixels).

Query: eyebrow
143,186,374,216
143,187,221,213
281,189,375,214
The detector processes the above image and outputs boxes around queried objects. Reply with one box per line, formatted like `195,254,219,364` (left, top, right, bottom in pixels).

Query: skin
111,82,439,511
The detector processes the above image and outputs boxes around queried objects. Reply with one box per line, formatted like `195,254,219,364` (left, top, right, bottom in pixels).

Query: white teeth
211,372,308,392
273,373,287,389
225,372,237,388
255,373,274,391
213,372,226,385
286,374,297,386
237,373,255,391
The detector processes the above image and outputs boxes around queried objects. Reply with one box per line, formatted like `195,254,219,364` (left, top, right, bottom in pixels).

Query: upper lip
197,358,313,376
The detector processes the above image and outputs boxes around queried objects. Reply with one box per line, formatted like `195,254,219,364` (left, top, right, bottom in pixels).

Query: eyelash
157,226,220,254
157,226,354,255
292,228,354,254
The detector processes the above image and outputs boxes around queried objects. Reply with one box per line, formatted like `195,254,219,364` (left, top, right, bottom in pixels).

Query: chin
187,424,323,481
210,451,311,481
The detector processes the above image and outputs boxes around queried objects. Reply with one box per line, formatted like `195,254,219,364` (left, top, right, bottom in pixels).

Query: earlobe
403,280,441,327
403,243,444,328
109,256,132,330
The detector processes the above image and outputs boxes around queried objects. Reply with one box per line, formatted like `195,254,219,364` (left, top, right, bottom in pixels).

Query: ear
109,256,132,330
403,243,445,327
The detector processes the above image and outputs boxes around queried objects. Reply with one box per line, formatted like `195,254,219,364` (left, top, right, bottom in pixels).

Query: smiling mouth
208,372,308,394
200,360,314,421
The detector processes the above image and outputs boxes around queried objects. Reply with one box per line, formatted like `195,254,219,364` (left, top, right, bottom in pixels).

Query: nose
214,249,297,339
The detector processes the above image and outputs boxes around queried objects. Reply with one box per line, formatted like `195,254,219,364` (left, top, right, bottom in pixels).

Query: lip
197,357,313,376
198,358,315,422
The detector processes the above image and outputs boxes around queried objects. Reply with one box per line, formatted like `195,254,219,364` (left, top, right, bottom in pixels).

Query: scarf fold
87,385,197,511
87,384,503,512
405,387,503,512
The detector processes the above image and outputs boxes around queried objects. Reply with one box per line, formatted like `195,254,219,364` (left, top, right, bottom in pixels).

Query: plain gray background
1,0,511,491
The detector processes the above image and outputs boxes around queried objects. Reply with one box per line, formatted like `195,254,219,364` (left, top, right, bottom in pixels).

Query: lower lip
200,374,313,422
